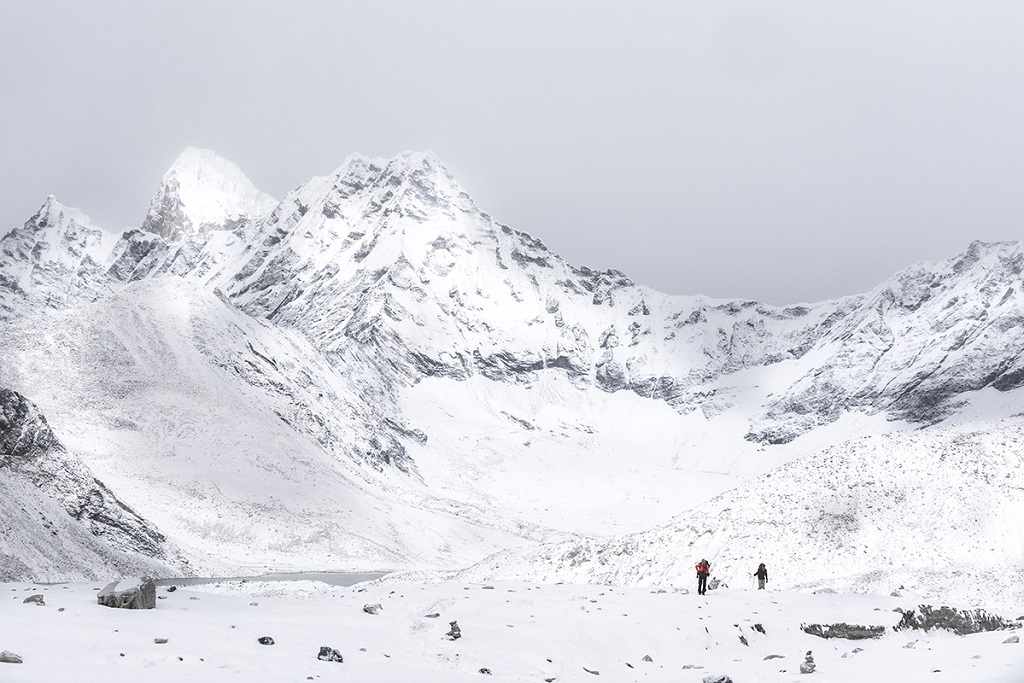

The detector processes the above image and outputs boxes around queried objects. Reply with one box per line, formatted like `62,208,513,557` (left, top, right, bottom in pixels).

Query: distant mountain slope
2,147,1024,587
459,414,1024,608
0,388,185,581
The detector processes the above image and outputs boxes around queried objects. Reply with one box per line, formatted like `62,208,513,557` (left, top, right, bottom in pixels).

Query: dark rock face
317,646,343,662
22,594,44,605
0,650,24,664
257,636,275,645
894,605,1022,635
0,389,177,580
802,623,886,640
97,577,157,609
363,603,382,615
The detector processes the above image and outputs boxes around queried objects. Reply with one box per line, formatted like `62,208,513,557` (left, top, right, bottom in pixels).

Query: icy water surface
154,571,386,587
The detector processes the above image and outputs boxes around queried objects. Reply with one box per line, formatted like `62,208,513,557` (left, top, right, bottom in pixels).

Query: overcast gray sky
3,1,1023,305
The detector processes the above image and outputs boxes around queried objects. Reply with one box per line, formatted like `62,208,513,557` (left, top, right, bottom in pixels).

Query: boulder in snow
97,577,156,609
23,594,44,605
363,603,382,615
317,646,343,662
0,650,23,664
446,620,462,640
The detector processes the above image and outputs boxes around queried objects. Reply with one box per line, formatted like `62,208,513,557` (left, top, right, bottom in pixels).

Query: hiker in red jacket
695,558,710,595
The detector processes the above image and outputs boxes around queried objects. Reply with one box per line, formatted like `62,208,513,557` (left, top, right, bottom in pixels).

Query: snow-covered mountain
2,147,1023,607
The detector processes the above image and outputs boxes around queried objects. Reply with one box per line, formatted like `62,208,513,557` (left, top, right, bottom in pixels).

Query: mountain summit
140,147,277,241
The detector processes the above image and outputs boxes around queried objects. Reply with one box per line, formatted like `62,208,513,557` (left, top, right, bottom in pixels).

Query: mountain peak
25,195,92,233
140,147,278,241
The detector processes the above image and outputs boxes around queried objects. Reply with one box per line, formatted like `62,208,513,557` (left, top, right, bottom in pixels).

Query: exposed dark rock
363,603,382,615
802,623,885,640
424,612,440,618
257,636,274,645
97,577,156,609
701,675,733,683
893,605,1021,636
642,655,653,662
1004,635,1019,644
479,668,492,674
0,650,24,664
154,638,168,644
317,646,343,662
583,667,600,675
799,650,815,674
764,655,784,660
22,594,44,605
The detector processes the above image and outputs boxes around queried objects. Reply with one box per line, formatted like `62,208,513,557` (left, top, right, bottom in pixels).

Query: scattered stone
894,605,1022,636
544,679,555,682
317,646,343,662
97,578,156,609
813,588,836,594
802,623,886,640
903,640,917,649
250,602,259,606
626,662,634,668
852,647,864,653
0,651,23,664
1003,635,1019,644
642,655,653,662
583,667,600,675
190,597,199,601
446,621,462,640
702,675,733,683
363,603,383,615
482,585,495,590
166,586,177,592
120,653,125,657
799,651,815,674
764,654,784,660
158,596,167,600
23,594,44,605
738,634,748,646
58,607,65,612
753,623,766,634
479,668,492,674
154,639,168,644
258,636,275,645
682,663,704,669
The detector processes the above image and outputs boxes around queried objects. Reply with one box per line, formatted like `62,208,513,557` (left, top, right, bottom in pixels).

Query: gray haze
2,1,1023,305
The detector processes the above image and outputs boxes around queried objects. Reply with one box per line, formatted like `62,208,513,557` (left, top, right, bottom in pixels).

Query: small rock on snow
257,636,275,645
0,651,23,664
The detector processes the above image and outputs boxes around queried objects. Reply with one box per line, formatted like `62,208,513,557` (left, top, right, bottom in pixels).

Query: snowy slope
0,388,184,581
460,415,1024,609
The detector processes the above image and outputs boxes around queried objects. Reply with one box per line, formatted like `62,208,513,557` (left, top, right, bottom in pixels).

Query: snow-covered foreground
2,579,1022,682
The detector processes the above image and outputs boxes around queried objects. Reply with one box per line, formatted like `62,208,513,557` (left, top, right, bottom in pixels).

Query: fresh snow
1,578,1021,682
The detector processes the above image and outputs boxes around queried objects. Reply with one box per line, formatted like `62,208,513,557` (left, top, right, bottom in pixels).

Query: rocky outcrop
893,605,1021,636
0,388,182,581
802,623,886,640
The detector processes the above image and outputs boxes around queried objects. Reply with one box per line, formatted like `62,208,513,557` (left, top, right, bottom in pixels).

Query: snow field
1,579,1022,682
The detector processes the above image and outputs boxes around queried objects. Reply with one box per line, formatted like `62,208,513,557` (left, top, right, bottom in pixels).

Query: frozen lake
154,571,386,587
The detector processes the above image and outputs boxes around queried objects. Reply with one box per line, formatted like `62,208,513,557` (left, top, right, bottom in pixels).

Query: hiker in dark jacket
754,562,768,589
695,559,710,595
